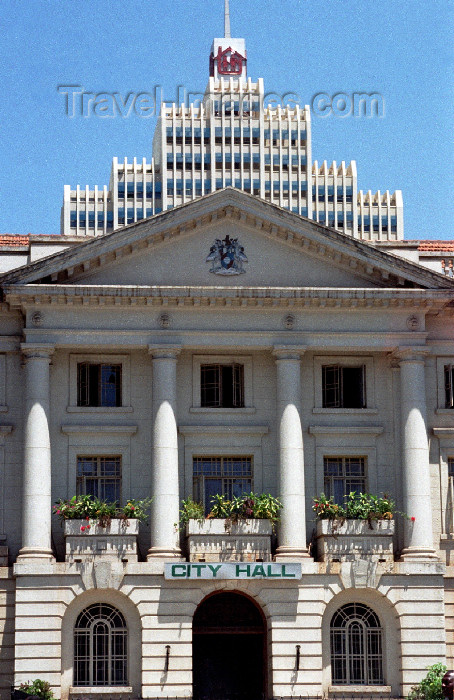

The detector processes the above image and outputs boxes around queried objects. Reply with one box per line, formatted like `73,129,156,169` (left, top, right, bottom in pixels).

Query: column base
399,546,439,561
17,546,55,561
147,546,183,561
275,546,311,562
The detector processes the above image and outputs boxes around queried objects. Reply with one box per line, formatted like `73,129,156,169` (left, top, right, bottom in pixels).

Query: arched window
330,602,383,685
74,603,128,687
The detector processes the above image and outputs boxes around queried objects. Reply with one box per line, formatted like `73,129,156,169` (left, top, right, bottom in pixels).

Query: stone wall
0,569,15,700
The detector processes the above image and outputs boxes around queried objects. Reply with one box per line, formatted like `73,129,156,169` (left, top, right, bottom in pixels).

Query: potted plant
54,495,152,563
313,491,396,563
16,679,54,699
181,492,282,563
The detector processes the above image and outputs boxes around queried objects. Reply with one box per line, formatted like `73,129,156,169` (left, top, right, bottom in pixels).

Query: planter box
316,519,395,563
186,518,273,562
64,519,139,563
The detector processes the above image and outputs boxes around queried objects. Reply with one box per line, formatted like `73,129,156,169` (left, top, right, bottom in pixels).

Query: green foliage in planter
19,679,54,699
178,492,283,529
312,491,395,523
54,494,152,527
208,492,283,525
178,497,205,529
408,662,447,700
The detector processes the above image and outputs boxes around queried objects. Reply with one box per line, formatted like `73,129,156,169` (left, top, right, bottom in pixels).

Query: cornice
4,284,453,312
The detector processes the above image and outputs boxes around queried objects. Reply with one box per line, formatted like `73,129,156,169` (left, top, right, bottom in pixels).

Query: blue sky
1,0,453,239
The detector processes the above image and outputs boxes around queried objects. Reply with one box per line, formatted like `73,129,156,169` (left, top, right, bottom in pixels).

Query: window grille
77,456,121,504
445,365,454,408
324,457,366,505
77,363,122,407
193,456,252,513
200,363,244,408
322,364,366,408
74,603,127,687
330,602,384,685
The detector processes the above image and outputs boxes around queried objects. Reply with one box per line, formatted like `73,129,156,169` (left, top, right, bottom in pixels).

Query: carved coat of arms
206,235,248,275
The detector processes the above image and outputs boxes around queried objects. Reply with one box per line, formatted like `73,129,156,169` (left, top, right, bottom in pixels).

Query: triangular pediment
1,189,453,292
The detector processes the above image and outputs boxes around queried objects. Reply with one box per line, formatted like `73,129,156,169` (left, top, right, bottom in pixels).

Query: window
201,363,244,408
330,603,384,685
76,456,121,503
74,604,127,687
324,457,366,504
445,364,454,408
77,363,122,407
449,458,454,478
322,364,366,408
193,456,252,513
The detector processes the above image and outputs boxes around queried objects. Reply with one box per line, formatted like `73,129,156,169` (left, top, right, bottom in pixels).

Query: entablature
4,283,453,313
20,327,430,353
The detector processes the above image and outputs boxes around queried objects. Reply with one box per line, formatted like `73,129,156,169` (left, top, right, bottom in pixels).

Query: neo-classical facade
1,5,454,700
0,187,454,700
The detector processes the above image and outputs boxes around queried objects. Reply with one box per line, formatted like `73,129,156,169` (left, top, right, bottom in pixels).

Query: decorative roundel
31,311,43,327
159,313,171,329
283,314,295,330
406,315,420,331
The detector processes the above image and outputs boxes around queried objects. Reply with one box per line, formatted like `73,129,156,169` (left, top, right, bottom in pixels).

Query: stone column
148,345,182,559
19,344,54,559
273,346,309,560
396,347,437,560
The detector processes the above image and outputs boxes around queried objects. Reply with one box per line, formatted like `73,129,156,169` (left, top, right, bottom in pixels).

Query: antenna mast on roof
224,0,231,38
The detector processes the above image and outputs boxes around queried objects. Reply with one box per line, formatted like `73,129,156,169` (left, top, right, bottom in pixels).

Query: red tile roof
418,241,454,252
0,234,30,246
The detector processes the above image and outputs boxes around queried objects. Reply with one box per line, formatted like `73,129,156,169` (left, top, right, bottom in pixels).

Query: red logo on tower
216,46,246,75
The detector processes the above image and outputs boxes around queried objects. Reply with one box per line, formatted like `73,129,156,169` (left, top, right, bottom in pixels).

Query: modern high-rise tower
61,2,404,242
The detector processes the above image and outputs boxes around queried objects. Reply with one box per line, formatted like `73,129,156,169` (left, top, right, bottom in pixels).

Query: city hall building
0,6,454,700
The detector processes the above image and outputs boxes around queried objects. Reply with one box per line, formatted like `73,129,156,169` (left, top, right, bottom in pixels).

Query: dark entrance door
193,592,266,700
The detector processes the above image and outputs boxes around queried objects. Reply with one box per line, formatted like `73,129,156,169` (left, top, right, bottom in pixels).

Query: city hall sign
165,562,302,580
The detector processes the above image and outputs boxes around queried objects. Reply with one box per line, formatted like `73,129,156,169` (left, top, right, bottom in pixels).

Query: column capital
272,345,307,361
392,346,430,364
21,343,55,360
148,344,181,360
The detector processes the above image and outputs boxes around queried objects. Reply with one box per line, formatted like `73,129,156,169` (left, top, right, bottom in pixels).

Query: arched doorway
193,591,267,700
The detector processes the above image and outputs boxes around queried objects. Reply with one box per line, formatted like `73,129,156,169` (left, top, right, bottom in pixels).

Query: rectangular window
448,458,454,478
445,365,454,408
76,456,121,503
193,456,252,513
322,364,366,408
77,363,122,407
324,457,366,504
200,363,244,408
